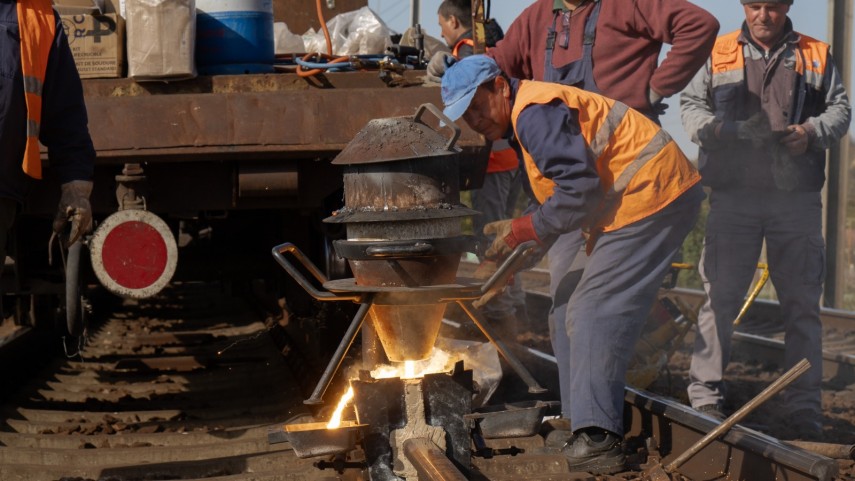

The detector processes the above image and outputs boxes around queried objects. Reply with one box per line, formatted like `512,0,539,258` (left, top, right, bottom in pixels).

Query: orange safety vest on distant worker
511,80,700,233
453,38,518,173
709,30,829,93
17,0,56,179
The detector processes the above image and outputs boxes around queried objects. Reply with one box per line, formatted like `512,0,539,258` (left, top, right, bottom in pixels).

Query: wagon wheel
64,241,87,336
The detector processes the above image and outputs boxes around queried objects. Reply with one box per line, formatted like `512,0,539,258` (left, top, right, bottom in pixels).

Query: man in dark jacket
0,0,95,278
681,0,851,440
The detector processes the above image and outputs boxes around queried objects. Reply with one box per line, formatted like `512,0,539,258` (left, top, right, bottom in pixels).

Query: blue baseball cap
441,55,502,122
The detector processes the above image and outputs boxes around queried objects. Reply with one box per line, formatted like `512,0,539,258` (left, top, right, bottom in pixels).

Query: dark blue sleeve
39,11,95,182
515,100,602,245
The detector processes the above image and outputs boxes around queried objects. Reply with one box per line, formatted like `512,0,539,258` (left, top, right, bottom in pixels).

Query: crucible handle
271,242,361,302
414,103,461,151
479,241,539,297
365,242,434,257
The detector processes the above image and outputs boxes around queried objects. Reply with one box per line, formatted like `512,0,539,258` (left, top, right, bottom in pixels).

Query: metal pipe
477,241,537,303
304,297,374,405
272,243,361,302
238,166,299,198
663,358,811,473
457,300,547,394
403,438,468,481
410,0,420,28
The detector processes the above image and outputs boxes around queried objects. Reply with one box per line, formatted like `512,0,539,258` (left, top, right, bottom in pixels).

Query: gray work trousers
547,231,586,417
688,190,824,416
0,198,16,279
565,185,702,434
472,170,527,321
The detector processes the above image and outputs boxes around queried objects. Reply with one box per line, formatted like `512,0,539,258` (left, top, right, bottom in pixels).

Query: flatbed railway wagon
0,0,489,337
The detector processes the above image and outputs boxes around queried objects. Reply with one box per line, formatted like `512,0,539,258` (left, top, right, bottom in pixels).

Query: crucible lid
332,104,462,165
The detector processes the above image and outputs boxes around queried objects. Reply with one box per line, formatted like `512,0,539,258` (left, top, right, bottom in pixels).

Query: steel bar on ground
457,300,547,394
403,438,467,481
664,358,811,473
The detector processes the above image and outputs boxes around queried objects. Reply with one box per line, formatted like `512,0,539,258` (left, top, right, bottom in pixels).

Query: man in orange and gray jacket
681,0,850,440
0,0,95,276
442,55,703,474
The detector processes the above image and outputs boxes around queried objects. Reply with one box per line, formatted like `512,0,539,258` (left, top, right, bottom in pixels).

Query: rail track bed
0,283,323,481
1,279,853,481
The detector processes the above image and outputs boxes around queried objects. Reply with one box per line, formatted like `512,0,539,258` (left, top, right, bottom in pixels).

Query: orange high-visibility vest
710,30,829,93
17,0,56,179
511,80,700,232
451,38,477,59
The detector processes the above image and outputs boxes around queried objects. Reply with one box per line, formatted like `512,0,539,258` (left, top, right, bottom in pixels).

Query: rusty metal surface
81,72,488,163
284,421,367,459
342,165,460,213
332,116,459,166
464,401,549,439
347,256,460,288
238,165,300,198
403,438,468,481
82,71,416,96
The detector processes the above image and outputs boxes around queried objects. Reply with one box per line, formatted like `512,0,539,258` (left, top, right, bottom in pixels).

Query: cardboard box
58,10,124,79
126,0,196,81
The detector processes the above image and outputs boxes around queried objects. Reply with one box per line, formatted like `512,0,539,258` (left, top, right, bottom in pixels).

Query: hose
297,0,350,78
295,56,353,71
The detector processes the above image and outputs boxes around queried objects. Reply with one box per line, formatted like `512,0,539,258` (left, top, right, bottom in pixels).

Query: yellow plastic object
733,263,769,326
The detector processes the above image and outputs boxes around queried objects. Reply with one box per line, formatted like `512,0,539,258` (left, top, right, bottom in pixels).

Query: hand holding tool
483,215,541,259
53,180,93,246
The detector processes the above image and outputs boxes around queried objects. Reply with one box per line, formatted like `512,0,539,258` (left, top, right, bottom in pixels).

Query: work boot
790,409,823,441
562,429,626,475
696,403,727,422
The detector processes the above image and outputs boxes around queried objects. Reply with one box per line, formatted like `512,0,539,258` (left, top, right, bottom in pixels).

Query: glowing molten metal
326,385,354,429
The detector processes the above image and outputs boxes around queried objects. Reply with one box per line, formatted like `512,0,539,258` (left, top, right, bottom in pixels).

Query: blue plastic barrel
195,0,274,75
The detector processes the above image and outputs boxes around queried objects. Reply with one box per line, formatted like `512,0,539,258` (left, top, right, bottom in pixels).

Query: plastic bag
274,22,306,54
303,6,395,56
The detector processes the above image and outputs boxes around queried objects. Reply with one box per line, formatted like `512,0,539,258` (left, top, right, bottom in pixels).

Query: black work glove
53,180,93,246
648,88,669,117
718,112,773,148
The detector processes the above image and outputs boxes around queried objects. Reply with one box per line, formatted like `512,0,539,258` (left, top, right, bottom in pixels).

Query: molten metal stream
326,385,355,429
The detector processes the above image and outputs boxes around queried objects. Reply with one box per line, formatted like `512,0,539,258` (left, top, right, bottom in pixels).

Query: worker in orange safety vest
0,0,95,277
441,54,703,475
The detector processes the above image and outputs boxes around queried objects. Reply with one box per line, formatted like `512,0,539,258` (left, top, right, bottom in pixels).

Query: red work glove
483,215,541,259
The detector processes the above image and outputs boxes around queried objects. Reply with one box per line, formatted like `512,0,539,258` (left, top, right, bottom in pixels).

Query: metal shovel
644,358,811,481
